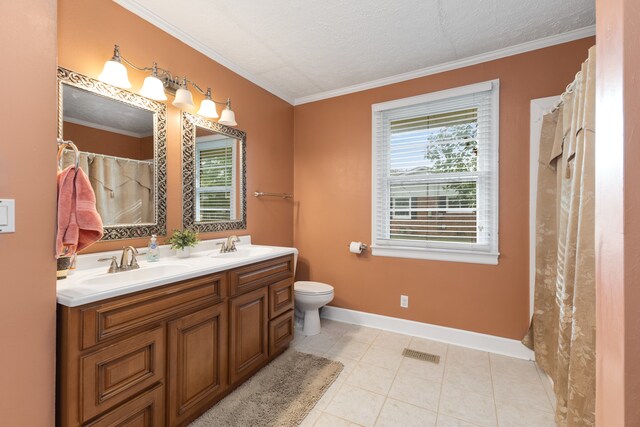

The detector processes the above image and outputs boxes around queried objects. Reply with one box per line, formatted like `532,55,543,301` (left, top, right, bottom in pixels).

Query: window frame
371,80,500,265
195,135,237,222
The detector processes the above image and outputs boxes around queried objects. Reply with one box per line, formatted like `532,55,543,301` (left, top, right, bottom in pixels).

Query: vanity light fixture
98,44,237,125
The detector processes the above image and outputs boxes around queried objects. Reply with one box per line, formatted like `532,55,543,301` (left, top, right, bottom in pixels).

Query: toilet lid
294,281,334,295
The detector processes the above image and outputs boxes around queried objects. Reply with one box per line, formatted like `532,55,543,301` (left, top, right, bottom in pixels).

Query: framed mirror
57,67,167,240
181,112,246,232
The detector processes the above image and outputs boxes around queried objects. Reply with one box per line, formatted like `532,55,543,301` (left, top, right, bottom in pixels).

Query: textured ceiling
116,0,595,104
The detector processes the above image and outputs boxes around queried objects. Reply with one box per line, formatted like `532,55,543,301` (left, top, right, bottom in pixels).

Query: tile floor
294,319,556,427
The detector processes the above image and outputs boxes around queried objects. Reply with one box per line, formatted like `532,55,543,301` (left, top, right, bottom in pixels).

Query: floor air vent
402,348,441,364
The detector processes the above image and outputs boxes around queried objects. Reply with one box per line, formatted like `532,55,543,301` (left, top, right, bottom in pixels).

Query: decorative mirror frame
181,112,247,232
57,67,167,240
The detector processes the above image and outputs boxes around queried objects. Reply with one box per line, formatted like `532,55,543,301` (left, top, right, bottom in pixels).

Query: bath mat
189,349,343,427
402,348,441,364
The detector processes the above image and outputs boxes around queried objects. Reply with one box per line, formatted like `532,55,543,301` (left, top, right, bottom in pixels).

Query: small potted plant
168,229,200,258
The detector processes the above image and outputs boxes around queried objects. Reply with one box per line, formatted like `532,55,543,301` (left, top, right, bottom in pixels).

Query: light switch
0,199,15,233
0,206,7,225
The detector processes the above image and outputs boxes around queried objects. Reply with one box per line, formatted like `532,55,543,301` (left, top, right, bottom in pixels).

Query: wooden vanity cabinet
57,254,295,427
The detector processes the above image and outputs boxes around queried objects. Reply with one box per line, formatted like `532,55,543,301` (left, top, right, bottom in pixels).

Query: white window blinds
372,80,499,264
196,138,236,222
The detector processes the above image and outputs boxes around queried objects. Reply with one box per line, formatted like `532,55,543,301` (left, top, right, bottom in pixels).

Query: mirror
57,67,167,240
181,112,246,232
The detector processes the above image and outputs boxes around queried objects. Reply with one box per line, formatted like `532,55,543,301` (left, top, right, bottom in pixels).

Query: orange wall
0,0,57,425
293,38,595,340
58,0,294,253
595,0,640,424
63,121,153,160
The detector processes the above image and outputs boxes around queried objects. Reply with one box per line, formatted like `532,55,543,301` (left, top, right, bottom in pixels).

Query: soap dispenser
147,234,160,262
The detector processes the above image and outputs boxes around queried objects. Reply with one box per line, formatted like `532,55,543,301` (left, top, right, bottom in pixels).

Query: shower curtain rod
551,63,587,113
72,150,154,165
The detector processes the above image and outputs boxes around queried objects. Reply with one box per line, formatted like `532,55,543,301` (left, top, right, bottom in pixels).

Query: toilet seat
294,281,334,296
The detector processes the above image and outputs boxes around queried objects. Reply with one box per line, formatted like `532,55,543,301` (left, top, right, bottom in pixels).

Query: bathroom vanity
56,242,297,427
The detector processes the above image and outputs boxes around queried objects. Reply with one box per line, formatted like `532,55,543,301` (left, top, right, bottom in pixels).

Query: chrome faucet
120,246,140,269
98,246,144,273
218,235,241,253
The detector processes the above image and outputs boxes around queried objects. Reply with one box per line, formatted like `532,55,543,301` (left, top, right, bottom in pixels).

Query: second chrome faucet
218,235,240,253
98,246,144,273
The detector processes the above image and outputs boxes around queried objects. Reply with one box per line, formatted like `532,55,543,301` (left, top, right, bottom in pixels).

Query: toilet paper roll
349,242,364,254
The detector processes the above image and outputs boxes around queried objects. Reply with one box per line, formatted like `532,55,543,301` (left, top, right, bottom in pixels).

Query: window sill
371,244,499,265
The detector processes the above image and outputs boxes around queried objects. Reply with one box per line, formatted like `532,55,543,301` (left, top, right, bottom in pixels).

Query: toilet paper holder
349,242,369,254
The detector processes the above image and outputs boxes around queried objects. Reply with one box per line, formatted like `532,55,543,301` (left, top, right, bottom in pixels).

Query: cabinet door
229,286,269,384
168,304,228,426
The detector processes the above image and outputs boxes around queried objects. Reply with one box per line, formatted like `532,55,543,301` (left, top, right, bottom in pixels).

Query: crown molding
294,25,595,105
113,0,295,105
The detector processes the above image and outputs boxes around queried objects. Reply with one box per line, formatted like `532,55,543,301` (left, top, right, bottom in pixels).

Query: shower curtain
523,46,595,427
63,151,154,225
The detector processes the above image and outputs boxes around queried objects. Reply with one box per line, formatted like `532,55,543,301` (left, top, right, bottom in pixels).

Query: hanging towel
56,166,103,257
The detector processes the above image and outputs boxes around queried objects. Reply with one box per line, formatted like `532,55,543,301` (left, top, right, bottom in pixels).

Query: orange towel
56,166,103,257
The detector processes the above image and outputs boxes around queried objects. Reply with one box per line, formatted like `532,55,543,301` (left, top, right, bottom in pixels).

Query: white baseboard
321,306,534,360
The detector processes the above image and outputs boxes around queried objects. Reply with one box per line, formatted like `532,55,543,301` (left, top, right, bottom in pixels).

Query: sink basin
212,246,276,259
80,263,192,286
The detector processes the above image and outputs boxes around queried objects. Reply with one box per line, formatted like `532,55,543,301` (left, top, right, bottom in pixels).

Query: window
372,80,499,264
195,135,237,222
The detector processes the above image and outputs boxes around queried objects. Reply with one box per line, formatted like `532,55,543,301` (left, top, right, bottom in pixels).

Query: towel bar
254,191,292,199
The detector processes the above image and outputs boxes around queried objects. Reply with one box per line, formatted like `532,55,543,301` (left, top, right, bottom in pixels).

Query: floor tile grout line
534,361,558,411
435,343,451,417
324,383,388,426
314,410,364,427
372,345,411,427
371,395,389,427
440,413,485,427
489,353,501,426
323,330,381,426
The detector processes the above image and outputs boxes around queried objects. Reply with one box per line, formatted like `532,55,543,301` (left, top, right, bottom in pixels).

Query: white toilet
294,281,334,336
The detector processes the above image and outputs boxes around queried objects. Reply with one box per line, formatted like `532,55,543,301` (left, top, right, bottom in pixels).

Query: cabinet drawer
84,383,164,427
81,327,165,423
269,310,294,356
269,277,294,319
229,255,294,297
81,273,225,348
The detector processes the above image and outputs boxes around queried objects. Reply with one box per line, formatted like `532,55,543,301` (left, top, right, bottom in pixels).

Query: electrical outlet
400,295,409,308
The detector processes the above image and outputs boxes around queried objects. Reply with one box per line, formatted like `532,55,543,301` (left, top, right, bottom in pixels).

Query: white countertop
57,236,298,307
